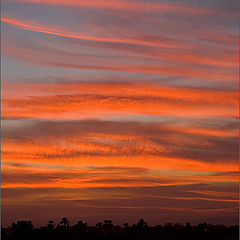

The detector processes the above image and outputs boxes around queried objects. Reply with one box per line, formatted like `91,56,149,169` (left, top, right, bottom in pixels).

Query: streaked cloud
2,82,238,120
6,0,239,16
1,0,239,226
2,182,239,226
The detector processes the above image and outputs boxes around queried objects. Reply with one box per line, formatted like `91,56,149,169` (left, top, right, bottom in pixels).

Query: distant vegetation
1,218,239,240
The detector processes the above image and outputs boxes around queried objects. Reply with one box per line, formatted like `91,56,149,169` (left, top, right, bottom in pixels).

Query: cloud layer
1,0,239,226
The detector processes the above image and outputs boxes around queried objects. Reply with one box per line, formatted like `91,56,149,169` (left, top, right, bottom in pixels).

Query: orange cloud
2,17,184,49
3,46,236,82
3,16,238,70
1,163,238,189
2,143,238,173
2,82,238,119
7,0,234,16
2,0,239,227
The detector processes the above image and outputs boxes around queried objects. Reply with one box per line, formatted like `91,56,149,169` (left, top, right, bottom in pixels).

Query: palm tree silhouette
60,217,69,228
47,220,55,230
137,218,148,228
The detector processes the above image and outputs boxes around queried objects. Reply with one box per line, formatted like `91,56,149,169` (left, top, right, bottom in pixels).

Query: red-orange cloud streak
8,0,235,16
2,82,238,119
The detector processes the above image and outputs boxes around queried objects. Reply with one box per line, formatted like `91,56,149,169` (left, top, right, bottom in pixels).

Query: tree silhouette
123,223,129,228
103,219,113,234
60,217,69,227
95,221,102,229
10,220,33,240
47,220,55,230
137,218,148,228
1,218,239,240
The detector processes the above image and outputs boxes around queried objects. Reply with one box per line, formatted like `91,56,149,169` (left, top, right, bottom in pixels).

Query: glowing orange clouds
2,82,238,119
7,0,233,16
2,17,183,49
2,118,238,173
3,16,238,70
1,0,239,226
1,159,238,189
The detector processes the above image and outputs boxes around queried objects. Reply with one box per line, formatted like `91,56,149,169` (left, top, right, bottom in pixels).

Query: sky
1,0,239,227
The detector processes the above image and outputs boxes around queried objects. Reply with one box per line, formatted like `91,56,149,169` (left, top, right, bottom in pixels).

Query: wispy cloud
6,0,238,16
2,0,239,226
2,82,238,119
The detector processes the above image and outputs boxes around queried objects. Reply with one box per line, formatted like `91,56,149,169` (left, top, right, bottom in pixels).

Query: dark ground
1,218,239,240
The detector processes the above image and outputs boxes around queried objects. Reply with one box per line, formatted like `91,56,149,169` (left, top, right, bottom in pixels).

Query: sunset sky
1,0,239,226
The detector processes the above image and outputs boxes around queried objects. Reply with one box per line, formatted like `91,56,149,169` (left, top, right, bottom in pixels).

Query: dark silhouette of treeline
1,218,239,240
